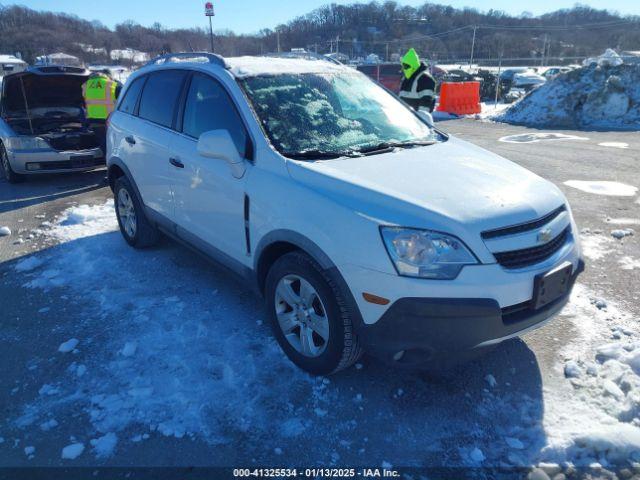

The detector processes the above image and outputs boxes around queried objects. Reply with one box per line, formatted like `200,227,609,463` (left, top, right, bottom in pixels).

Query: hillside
0,3,639,65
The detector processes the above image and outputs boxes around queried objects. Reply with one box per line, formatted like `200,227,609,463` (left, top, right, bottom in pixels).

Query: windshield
240,72,439,158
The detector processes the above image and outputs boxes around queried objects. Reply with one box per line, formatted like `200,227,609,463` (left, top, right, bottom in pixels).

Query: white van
107,53,584,375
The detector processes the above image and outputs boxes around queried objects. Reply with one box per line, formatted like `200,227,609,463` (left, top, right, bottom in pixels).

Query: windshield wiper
285,149,356,160
353,140,438,156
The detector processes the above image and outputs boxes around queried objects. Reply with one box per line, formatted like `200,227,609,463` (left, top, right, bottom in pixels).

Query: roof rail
144,52,228,69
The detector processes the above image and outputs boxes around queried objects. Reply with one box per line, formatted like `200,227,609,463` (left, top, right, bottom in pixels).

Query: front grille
494,227,570,269
482,206,566,239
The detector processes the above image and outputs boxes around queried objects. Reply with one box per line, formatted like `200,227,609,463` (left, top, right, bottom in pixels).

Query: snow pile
540,285,640,467
50,200,117,242
494,64,640,130
583,49,624,68
0,226,11,237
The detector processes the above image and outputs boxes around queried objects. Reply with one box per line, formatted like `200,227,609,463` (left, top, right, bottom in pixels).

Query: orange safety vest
82,76,117,120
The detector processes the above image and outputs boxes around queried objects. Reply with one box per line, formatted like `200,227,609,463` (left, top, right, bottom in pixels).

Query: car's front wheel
265,251,362,375
114,176,159,248
0,143,25,184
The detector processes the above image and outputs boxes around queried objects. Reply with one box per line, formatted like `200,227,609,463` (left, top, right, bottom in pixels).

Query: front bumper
355,259,584,368
9,148,105,174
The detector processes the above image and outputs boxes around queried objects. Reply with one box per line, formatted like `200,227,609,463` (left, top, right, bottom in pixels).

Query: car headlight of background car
7,136,50,150
381,227,478,279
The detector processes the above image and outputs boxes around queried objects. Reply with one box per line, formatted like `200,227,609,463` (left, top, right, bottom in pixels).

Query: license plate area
532,262,573,310
70,155,95,168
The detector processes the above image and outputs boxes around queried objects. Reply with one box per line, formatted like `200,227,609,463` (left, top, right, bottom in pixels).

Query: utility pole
469,25,478,67
541,34,548,66
277,30,281,53
494,51,503,108
386,42,389,62
205,2,215,53
336,35,340,56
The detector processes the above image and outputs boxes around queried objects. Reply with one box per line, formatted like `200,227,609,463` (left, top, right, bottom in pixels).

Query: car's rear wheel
114,176,159,248
265,251,362,375
0,143,25,184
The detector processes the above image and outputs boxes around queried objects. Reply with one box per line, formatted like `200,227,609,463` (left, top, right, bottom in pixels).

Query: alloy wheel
117,188,137,238
274,274,330,357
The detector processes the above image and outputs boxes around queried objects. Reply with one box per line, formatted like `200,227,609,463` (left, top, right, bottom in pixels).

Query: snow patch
469,447,485,463
15,256,44,273
564,180,637,197
90,432,117,459
499,133,588,144
0,226,11,237
61,443,85,460
619,256,640,270
579,232,613,261
58,338,79,353
49,200,118,242
598,142,629,149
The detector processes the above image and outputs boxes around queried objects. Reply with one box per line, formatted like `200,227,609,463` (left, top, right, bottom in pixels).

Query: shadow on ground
0,170,107,214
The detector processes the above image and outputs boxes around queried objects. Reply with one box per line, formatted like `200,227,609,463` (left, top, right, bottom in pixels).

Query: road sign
205,2,215,16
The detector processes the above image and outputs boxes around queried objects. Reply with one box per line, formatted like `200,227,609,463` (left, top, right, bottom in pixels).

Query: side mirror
417,110,435,128
197,129,246,178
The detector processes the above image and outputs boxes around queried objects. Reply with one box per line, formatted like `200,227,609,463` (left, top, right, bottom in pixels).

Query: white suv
107,53,584,375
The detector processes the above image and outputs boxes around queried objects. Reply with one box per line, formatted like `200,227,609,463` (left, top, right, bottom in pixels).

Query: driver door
170,73,251,262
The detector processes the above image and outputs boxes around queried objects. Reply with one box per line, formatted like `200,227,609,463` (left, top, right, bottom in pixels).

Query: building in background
35,52,82,67
0,55,28,75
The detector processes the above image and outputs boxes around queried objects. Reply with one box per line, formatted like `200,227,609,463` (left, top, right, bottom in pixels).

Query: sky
15,0,640,34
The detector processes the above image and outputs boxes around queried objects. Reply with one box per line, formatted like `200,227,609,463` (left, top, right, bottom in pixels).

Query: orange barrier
437,81,481,115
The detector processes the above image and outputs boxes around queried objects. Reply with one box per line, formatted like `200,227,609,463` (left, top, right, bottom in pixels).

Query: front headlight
381,227,478,279
7,136,50,150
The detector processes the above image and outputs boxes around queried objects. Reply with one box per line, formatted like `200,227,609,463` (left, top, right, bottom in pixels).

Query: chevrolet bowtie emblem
537,228,553,243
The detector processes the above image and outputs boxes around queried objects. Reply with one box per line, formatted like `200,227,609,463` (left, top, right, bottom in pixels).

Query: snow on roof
226,56,350,78
0,55,26,64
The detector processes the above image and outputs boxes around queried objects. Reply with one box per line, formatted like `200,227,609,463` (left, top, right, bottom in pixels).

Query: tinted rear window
138,70,187,128
118,76,145,115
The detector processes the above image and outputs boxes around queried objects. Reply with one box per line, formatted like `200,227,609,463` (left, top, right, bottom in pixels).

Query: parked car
542,67,572,79
0,66,105,183
513,71,547,91
107,53,584,375
356,63,403,92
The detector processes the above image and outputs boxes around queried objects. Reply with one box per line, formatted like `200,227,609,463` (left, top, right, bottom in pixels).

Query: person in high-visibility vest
82,71,121,155
399,48,437,112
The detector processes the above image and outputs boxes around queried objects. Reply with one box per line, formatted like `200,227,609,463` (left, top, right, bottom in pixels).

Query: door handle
125,136,136,146
169,157,184,169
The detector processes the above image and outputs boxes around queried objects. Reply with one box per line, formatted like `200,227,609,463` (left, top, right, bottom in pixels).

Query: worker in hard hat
82,70,121,156
399,48,437,112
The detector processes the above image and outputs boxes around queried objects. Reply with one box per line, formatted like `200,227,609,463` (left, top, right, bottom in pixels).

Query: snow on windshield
241,72,435,156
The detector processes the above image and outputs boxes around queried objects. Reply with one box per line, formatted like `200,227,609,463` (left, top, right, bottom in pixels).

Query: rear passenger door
124,70,188,219
170,72,251,262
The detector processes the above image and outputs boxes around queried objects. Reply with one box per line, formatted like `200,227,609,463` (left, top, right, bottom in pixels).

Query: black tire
0,143,25,184
114,176,159,248
265,251,363,375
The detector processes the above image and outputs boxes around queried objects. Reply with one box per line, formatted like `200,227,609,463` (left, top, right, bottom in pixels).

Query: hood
2,69,89,116
286,136,566,236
